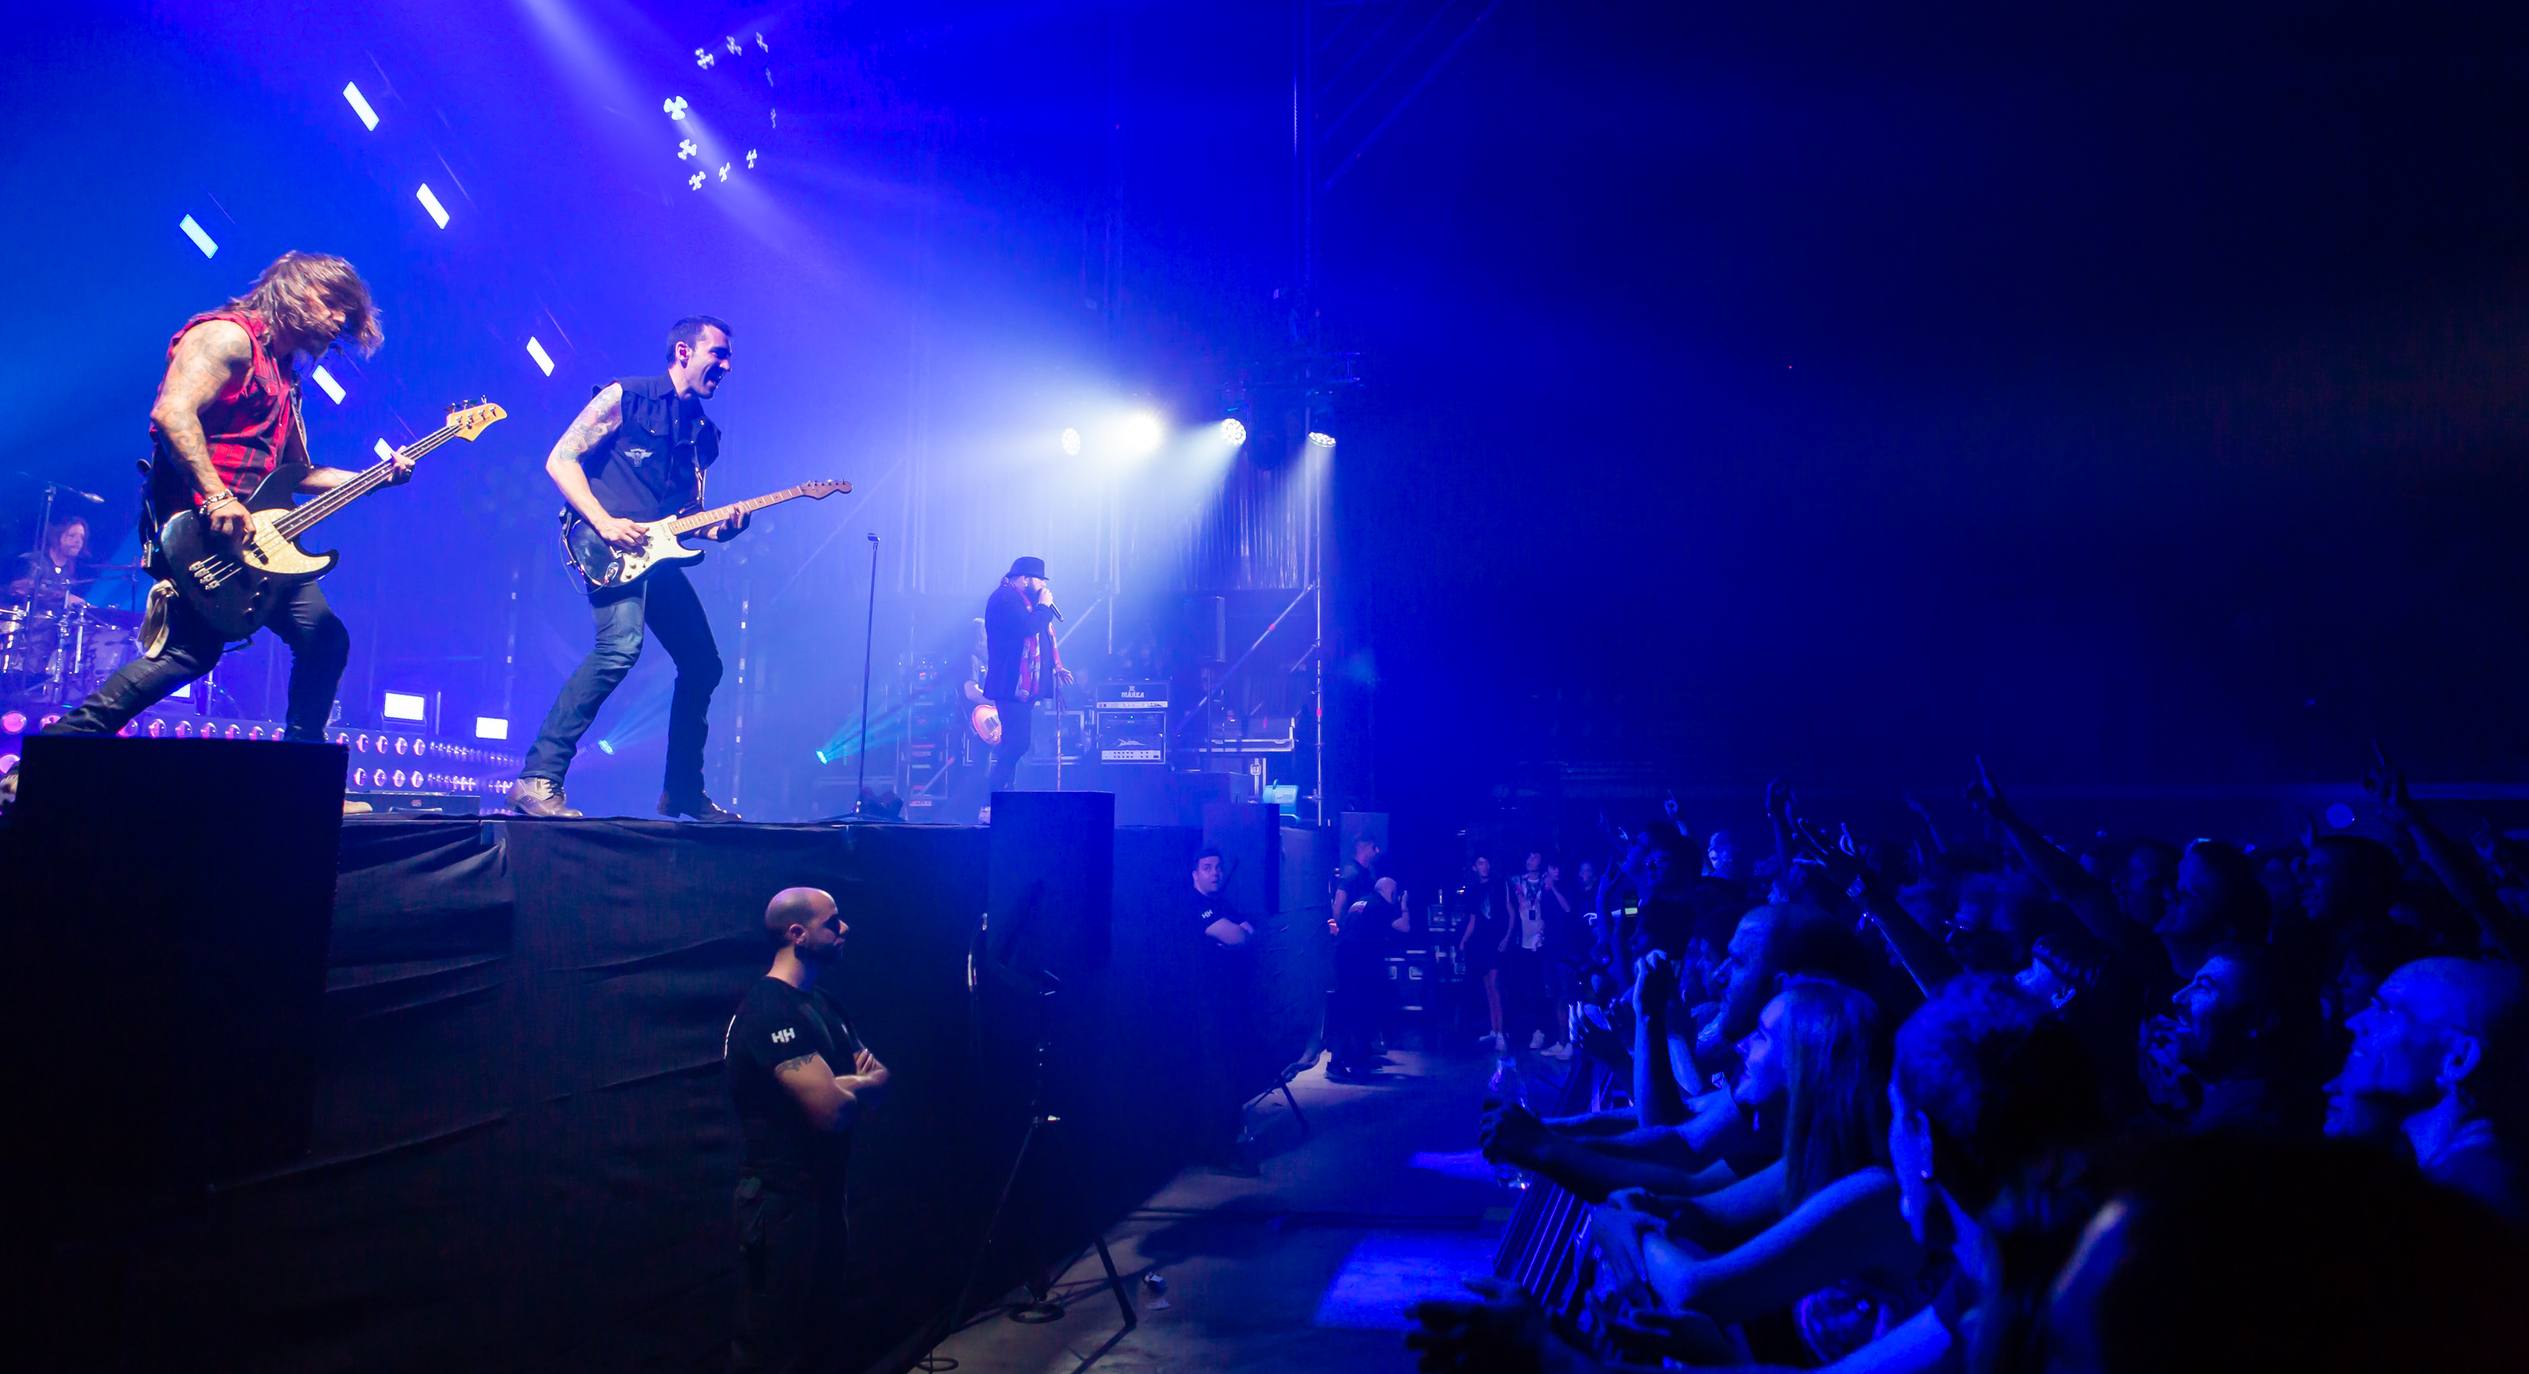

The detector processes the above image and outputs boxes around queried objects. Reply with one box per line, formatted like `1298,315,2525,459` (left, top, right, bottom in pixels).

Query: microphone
1045,602,1064,622
57,485,105,503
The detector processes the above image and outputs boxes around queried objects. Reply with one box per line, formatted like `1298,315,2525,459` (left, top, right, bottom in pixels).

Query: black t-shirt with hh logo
725,976,863,1194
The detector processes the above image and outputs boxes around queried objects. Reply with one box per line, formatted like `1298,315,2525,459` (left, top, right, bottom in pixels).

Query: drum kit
1,563,148,706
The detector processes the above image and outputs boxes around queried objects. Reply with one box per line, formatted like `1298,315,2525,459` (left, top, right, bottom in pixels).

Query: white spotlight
342,81,381,131
415,183,451,229
526,337,555,376
1058,426,1083,457
1218,418,1248,448
1306,431,1337,449
178,214,219,259
310,366,347,404
1122,411,1166,458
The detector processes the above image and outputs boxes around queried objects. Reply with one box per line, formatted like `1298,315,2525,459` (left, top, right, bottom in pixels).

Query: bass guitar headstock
445,398,508,441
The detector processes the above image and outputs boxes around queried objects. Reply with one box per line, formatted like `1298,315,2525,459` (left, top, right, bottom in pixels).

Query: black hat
1008,555,1047,579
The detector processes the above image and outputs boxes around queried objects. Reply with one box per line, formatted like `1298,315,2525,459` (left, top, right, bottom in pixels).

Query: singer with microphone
981,554,1072,802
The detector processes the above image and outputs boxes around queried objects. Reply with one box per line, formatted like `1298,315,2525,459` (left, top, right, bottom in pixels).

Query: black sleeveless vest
578,374,719,522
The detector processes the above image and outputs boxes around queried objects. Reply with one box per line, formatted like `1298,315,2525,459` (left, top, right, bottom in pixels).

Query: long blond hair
229,251,383,357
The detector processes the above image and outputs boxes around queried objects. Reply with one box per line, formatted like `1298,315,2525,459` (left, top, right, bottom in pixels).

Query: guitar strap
139,580,177,660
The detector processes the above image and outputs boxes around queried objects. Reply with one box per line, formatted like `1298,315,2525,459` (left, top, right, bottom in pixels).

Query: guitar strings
275,425,461,536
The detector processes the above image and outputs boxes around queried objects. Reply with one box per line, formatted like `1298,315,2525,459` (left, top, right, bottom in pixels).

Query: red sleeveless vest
148,310,300,509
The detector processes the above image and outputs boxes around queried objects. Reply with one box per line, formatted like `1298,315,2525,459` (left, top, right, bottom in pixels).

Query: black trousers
522,564,722,800
986,694,1032,793
731,1177,847,1374
1501,947,1549,1046
50,580,347,740
1329,944,1385,1070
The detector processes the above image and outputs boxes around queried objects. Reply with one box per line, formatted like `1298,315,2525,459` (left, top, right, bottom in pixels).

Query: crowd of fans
1405,748,2529,1372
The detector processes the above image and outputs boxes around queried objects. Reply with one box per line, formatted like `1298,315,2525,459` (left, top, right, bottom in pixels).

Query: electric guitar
560,478,851,590
157,401,505,639
968,700,1003,748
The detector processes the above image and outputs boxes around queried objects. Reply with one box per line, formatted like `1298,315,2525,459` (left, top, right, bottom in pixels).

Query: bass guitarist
48,251,406,758
510,316,747,820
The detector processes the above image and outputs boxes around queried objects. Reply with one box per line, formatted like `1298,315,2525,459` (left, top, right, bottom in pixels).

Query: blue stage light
597,739,615,755
1219,418,1247,448
1306,431,1337,449
342,81,380,130
1059,426,1083,457
1122,411,1165,457
178,214,218,259
475,716,509,741
311,366,346,404
415,184,451,229
526,337,555,376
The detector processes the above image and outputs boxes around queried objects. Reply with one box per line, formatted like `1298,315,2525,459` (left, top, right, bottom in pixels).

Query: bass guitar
159,401,505,639
560,478,851,590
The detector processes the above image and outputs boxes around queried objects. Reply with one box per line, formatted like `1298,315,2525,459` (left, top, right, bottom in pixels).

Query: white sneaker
1529,1030,1547,1050
1541,1042,1573,1060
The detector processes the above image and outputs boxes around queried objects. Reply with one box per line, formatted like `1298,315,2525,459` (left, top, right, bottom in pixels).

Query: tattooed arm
150,320,254,538
772,1051,864,1132
544,383,643,547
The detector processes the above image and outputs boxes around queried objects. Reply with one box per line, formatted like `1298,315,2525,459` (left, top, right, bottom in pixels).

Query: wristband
201,493,238,512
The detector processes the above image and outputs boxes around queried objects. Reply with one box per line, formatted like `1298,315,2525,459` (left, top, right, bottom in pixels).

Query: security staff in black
725,887,891,1373
512,316,749,819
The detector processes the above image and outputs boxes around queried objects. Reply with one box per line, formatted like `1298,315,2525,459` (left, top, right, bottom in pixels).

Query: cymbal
85,561,149,573
70,605,142,627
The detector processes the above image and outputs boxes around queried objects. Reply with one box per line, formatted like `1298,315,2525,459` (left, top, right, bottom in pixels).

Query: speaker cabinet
5,735,344,1200
986,789,1115,977
1202,801,1281,923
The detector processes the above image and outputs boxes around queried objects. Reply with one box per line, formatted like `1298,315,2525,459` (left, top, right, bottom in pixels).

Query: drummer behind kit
1,564,149,705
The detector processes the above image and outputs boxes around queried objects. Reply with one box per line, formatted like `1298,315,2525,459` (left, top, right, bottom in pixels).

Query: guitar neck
272,423,457,539
667,484,821,534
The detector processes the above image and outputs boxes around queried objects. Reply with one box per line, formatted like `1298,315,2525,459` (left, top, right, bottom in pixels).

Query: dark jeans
731,1177,847,1374
1329,944,1385,1071
522,565,722,800
1501,947,1549,1047
986,694,1032,793
50,580,347,740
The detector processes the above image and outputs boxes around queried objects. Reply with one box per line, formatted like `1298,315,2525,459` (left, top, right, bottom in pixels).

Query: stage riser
9,815,1329,1373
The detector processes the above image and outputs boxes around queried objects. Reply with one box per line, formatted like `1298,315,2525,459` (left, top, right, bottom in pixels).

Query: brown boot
509,777,583,818
659,792,741,822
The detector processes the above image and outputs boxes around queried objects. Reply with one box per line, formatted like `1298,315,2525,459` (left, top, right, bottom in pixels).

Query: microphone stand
853,533,878,815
